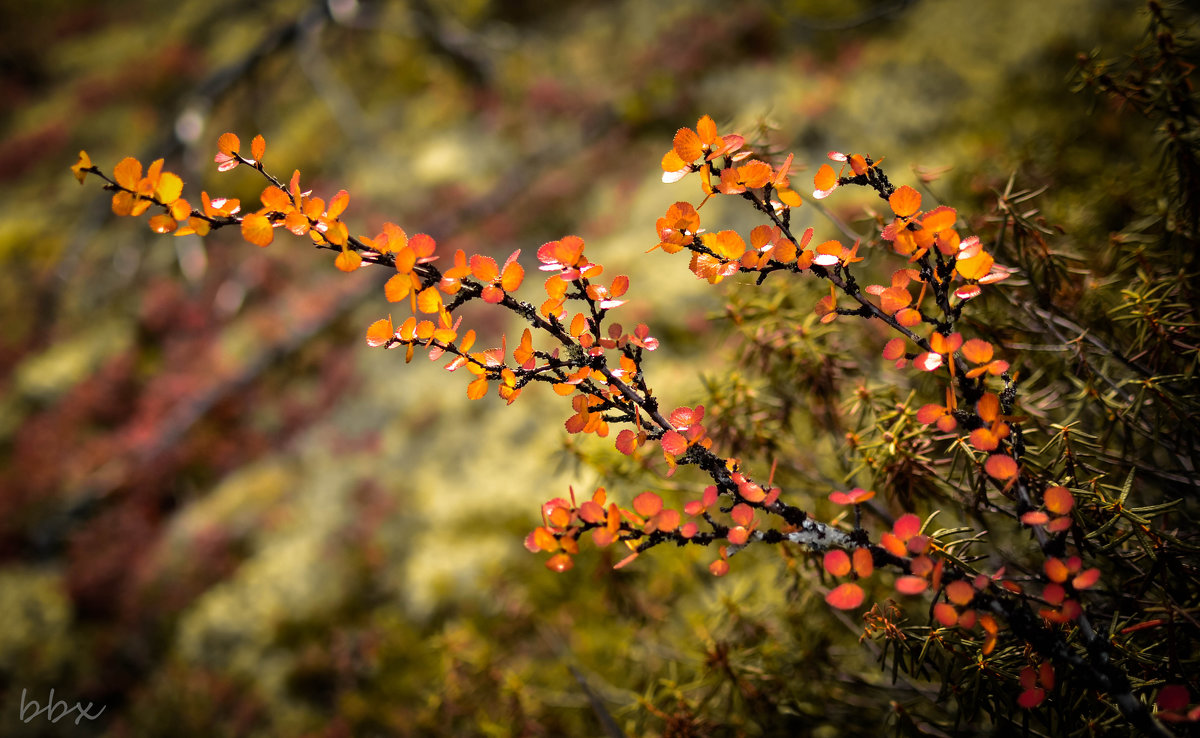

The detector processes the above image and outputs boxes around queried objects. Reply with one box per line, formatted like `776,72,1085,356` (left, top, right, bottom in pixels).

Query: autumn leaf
889,185,922,218
241,213,274,247
825,583,864,609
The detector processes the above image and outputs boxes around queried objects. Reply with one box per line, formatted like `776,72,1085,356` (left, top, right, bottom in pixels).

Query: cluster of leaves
70,5,1200,736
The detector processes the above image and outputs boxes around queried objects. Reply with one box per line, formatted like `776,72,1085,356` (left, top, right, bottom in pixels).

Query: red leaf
825,583,865,609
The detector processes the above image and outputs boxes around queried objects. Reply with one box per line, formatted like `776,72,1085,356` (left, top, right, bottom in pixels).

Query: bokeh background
0,0,1179,735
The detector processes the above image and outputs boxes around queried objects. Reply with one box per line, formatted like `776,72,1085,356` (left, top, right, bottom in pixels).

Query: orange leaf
961,338,994,364
853,547,874,577
823,550,851,577
154,171,183,204
882,338,906,360
920,205,957,233
241,213,274,247
500,261,525,292
1044,486,1074,515
673,127,702,162
467,376,488,400
470,254,499,282
261,185,291,212
251,134,266,161
946,580,975,606
957,250,994,280
384,273,414,302
934,602,959,627
825,583,865,609
71,150,93,184
1044,557,1070,583
888,185,922,218
327,189,350,219
985,454,1018,480
633,491,663,517
335,249,362,272
147,214,176,234
113,157,142,190
879,286,911,314
416,287,443,314
217,132,240,156
813,164,837,197
546,553,574,573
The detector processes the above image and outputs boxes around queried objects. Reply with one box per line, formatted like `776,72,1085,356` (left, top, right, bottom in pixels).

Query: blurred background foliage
0,0,1194,735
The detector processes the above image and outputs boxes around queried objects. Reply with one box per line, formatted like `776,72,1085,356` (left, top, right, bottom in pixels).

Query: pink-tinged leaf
894,576,928,595
1021,511,1051,526
613,552,640,570
1072,568,1101,590
829,487,875,505
825,583,865,609
893,513,921,540
955,284,982,300
824,550,852,577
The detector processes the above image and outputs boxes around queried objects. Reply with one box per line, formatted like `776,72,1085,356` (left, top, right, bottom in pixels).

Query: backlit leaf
673,127,702,162
114,157,142,190
241,213,274,247
217,132,240,156
889,185,922,217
